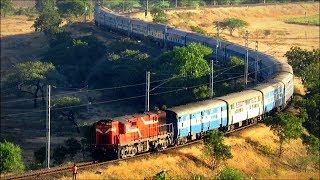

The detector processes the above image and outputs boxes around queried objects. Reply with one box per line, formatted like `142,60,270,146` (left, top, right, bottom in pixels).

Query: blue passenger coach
254,82,284,113
166,99,227,144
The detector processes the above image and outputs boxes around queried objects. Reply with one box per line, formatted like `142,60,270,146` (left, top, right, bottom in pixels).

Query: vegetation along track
3,121,259,180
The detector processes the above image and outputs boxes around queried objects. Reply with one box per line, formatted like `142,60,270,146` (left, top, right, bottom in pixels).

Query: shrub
136,53,150,60
260,145,273,156
122,49,140,57
217,167,245,180
108,53,120,61
190,25,207,35
0,141,25,173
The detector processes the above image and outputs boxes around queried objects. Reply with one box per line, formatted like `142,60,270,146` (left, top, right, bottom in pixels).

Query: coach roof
217,90,262,105
168,99,226,116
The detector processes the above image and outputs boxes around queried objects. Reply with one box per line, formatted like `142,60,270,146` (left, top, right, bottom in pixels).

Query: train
92,5,294,159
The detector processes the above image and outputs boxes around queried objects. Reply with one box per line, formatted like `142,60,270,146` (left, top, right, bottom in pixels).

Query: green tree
64,138,82,160
4,61,64,108
52,96,82,133
57,0,91,21
34,2,62,36
221,18,249,36
0,0,13,17
285,47,319,77
52,145,67,165
35,0,55,13
102,0,141,11
150,6,168,24
34,146,46,164
294,94,320,138
216,167,245,180
0,141,25,173
193,85,211,100
203,130,232,168
264,112,305,157
161,43,212,78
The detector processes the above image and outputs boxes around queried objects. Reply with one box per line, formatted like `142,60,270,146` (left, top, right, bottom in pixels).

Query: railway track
3,122,260,180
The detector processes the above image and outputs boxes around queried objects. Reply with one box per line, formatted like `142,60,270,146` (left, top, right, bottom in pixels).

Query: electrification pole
210,60,214,98
46,85,51,169
145,71,150,112
244,31,249,88
145,0,149,18
254,41,259,84
175,0,178,8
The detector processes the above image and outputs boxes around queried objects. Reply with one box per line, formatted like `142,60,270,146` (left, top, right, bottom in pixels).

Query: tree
64,138,82,160
34,146,46,164
220,18,249,36
57,0,91,21
203,130,232,168
0,0,13,17
34,2,62,36
294,93,320,138
285,47,319,77
102,0,141,11
52,145,67,165
52,96,82,133
161,43,212,78
0,141,25,173
4,61,64,108
193,85,211,100
35,0,55,13
150,7,168,24
264,112,305,157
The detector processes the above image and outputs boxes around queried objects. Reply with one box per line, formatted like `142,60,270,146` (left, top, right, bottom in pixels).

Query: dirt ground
59,124,319,180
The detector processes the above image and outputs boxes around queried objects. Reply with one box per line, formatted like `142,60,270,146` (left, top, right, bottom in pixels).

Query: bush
136,53,150,60
0,141,25,173
260,145,273,156
108,53,120,61
190,25,207,35
150,7,168,24
217,167,245,180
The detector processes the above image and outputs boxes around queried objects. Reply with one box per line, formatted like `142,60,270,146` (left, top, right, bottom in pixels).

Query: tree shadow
163,150,212,169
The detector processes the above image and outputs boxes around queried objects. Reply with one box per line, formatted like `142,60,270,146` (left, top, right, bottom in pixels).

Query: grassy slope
285,14,320,26
59,124,319,179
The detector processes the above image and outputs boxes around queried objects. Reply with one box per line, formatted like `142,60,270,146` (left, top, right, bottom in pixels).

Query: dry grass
0,15,48,70
131,3,319,62
58,124,319,180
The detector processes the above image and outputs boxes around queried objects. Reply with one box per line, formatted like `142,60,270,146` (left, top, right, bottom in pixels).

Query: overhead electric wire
2,61,282,118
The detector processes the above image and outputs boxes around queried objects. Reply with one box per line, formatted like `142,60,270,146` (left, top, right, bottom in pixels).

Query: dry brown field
59,124,319,179
131,3,319,62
